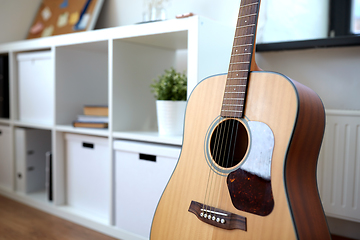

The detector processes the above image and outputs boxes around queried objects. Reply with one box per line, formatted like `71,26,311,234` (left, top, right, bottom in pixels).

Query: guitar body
150,71,330,239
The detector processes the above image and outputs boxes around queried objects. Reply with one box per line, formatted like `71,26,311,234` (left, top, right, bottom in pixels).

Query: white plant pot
156,100,186,136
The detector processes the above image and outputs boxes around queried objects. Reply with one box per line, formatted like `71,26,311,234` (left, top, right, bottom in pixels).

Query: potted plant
150,68,187,135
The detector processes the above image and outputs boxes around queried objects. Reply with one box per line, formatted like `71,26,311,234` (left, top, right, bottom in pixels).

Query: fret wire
233,44,252,47
231,52,251,56
238,13,257,18
228,72,247,77
224,98,245,100
232,45,253,49
223,103,244,107
236,24,256,29
227,69,249,72
227,78,247,81
233,43,253,47
227,70,249,72
228,69,249,72
227,60,250,63
228,74,247,80
240,2,259,8
230,61,251,65
229,64,249,67
222,110,243,113
225,92,245,94
234,34,254,38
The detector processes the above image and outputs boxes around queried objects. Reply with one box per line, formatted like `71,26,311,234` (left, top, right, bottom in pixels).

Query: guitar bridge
188,201,247,231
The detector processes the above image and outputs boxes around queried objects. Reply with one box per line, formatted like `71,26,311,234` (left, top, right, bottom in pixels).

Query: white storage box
17,51,54,125
0,125,12,190
15,128,51,194
65,133,110,224
114,140,180,238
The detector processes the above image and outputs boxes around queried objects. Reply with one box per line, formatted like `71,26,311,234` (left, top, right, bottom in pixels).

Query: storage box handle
139,153,156,162
82,142,94,149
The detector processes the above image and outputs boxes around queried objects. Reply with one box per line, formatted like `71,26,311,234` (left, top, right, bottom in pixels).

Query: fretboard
221,0,260,118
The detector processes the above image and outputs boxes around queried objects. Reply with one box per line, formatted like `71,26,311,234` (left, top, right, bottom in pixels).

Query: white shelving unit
0,16,234,240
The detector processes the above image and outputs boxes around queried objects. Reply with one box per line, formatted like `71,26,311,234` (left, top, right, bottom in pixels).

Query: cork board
27,0,104,39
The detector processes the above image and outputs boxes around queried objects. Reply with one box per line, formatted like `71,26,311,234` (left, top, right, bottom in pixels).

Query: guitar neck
221,0,261,118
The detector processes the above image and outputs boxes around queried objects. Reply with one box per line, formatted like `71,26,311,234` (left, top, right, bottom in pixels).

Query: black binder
0,55,9,118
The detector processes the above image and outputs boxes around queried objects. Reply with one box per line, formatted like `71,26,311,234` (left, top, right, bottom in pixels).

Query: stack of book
73,105,109,128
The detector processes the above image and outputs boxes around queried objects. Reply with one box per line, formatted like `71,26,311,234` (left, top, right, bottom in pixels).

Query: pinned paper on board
42,25,54,37
69,12,80,25
60,0,69,8
41,7,52,21
27,0,104,39
30,22,44,34
57,12,69,28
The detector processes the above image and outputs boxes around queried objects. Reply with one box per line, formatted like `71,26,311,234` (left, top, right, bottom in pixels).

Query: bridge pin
207,215,211,219
221,219,226,224
212,216,216,221
204,214,207,218
200,212,204,217
216,217,220,222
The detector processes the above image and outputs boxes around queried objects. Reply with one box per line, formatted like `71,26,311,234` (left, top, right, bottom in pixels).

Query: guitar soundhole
210,119,249,169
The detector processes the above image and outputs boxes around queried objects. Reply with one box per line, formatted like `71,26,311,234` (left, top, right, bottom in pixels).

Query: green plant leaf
150,68,187,101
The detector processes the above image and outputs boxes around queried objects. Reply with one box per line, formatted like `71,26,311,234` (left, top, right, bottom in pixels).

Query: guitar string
202,116,222,215
203,116,229,218
212,0,259,216
205,1,238,214
207,8,251,213
205,79,237,215
212,117,232,210
207,0,251,213
206,115,230,216
218,117,238,211
203,0,259,219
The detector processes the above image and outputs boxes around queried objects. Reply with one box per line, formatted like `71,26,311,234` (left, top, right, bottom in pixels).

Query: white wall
0,0,42,43
255,47,360,111
96,0,329,43
0,0,329,44
257,0,329,43
95,0,241,28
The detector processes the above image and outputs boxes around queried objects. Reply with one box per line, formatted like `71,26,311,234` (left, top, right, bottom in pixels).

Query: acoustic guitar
151,0,331,239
